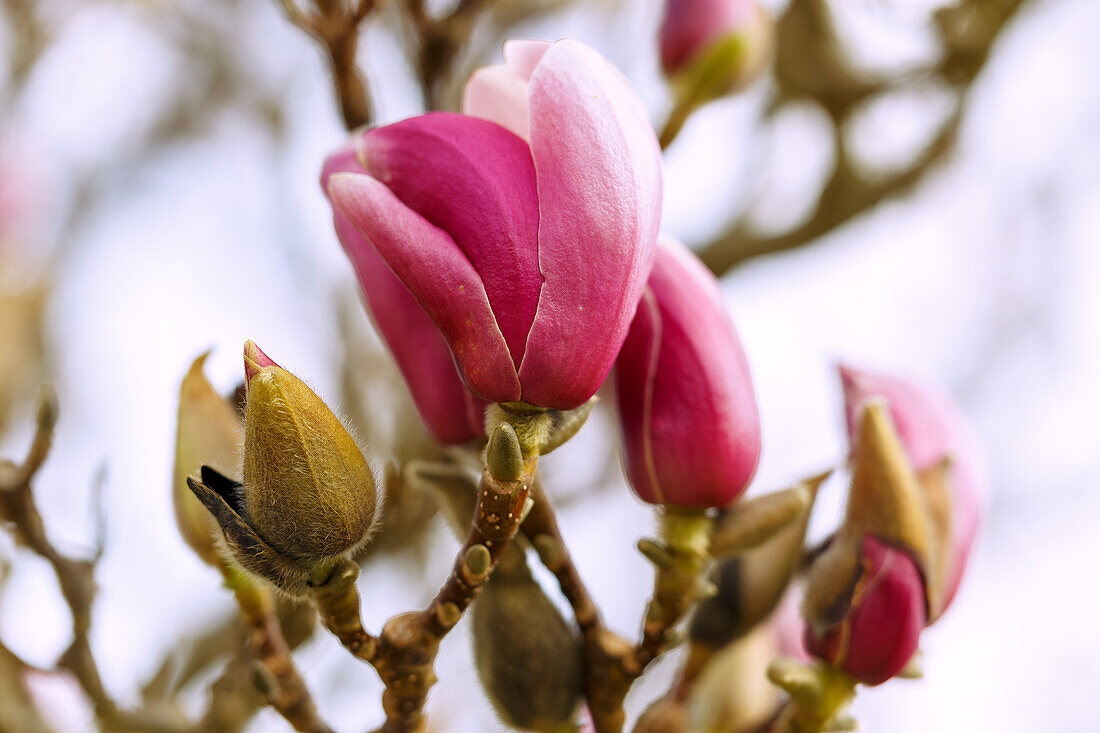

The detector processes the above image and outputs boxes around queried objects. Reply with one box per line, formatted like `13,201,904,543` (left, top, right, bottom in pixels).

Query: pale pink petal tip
243,340,278,385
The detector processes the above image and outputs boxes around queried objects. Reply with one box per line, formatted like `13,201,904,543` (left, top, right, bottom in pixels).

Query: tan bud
173,353,242,566
540,397,598,455
692,475,825,647
688,624,781,733
846,401,930,566
243,355,377,563
472,545,582,732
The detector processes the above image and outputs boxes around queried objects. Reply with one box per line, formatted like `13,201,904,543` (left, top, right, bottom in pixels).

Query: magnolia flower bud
173,352,242,566
471,545,582,731
659,0,772,108
614,237,760,508
839,364,987,620
326,39,661,410
188,342,378,594
803,535,926,686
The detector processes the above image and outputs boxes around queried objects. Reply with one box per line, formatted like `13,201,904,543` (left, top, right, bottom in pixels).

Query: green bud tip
486,422,524,482
465,544,492,576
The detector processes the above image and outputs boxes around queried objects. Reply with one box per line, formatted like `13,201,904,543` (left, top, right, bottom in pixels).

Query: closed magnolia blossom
614,237,760,508
324,143,485,444
324,39,662,411
658,0,771,97
839,364,987,618
804,535,926,686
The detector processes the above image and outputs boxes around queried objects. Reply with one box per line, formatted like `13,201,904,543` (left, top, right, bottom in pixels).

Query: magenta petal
462,64,531,140
332,213,486,443
328,172,520,403
842,536,926,686
360,113,541,371
519,40,663,409
615,239,760,507
839,365,987,615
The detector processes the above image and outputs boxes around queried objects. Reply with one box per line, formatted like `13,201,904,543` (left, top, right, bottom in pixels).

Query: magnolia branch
279,0,375,129
309,456,534,732
698,0,1029,276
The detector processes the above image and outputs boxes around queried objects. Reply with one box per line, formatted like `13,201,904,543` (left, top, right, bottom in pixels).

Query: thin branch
697,0,1030,276
277,0,374,128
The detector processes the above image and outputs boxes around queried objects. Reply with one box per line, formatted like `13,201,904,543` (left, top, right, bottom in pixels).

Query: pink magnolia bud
839,365,987,618
804,535,926,686
660,0,753,74
322,145,486,444
614,237,760,507
658,0,771,104
325,39,662,411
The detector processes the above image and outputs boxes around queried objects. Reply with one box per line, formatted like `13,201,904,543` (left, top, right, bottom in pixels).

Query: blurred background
1,0,1097,730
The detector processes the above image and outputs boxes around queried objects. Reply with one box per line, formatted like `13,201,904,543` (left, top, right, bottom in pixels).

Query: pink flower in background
325,39,662,411
804,535,926,686
659,0,756,75
614,237,760,507
839,364,988,617
0,134,48,254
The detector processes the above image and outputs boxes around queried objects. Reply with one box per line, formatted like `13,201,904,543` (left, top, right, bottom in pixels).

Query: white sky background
2,0,1099,731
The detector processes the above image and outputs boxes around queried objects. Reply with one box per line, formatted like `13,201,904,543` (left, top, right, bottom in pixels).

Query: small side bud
486,423,524,482
464,544,492,577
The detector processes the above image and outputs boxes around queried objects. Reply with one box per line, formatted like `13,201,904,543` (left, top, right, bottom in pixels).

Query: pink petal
839,365,987,615
615,287,663,503
842,536,926,686
243,340,278,386
615,239,760,507
328,172,520,403
519,40,663,409
332,212,486,443
359,113,541,372
462,64,532,140
502,39,552,81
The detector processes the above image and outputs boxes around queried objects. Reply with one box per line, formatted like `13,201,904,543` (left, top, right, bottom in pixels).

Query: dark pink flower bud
321,144,486,444
839,365,987,618
324,39,662,411
614,237,761,507
804,535,926,686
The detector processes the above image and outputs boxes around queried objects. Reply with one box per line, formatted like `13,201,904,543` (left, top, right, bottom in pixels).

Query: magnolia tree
0,0,1002,732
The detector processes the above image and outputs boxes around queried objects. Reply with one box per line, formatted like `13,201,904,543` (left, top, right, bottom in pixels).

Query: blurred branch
0,389,190,733
698,0,1029,276
277,0,374,128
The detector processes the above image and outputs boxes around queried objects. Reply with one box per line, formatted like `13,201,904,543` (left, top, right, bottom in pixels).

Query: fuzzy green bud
242,341,377,563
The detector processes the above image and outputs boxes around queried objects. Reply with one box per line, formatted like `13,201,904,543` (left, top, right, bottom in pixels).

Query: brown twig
309,458,533,733
697,0,1029,276
0,390,190,733
523,484,716,733
278,0,374,128
229,577,333,733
